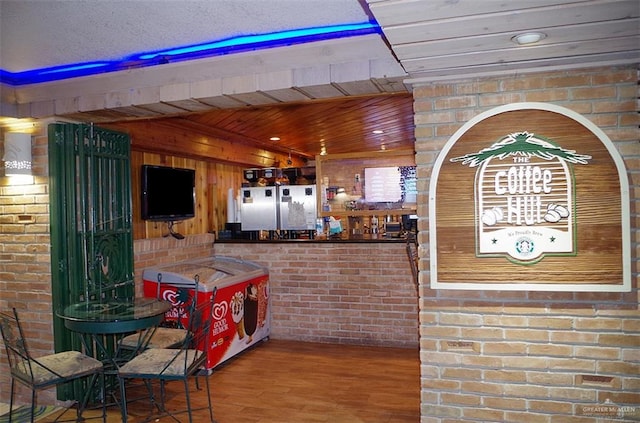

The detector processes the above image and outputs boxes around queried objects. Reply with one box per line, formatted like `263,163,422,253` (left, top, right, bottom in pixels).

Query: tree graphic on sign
450,132,592,167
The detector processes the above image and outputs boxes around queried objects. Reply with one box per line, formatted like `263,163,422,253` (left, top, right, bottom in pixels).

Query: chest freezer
142,256,269,370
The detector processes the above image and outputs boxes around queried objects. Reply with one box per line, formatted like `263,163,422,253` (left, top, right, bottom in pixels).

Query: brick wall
413,66,639,422
0,122,53,404
214,241,419,347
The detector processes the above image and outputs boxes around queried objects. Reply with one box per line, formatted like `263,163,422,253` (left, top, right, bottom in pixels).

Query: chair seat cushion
15,351,103,385
120,328,187,349
118,348,202,377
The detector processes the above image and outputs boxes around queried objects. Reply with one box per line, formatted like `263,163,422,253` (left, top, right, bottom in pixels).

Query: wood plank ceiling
108,93,415,165
368,0,640,80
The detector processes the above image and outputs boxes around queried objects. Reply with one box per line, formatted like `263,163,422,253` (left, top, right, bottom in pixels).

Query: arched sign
429,103,630,291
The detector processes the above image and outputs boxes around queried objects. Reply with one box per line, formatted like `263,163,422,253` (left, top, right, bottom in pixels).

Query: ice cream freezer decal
143,257,270,369
221,281,268,344
429,103,630,292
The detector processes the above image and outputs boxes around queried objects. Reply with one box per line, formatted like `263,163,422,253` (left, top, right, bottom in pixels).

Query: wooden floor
45,339,420,423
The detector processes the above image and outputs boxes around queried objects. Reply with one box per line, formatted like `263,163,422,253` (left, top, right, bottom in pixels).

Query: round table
58,298,172,370
58,298,172,414
60,298,171,334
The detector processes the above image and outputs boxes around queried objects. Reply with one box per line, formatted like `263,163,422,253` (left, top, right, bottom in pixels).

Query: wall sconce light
3,132,32,176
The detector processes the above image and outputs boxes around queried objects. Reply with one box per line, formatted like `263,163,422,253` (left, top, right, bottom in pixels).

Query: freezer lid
142,256,268,290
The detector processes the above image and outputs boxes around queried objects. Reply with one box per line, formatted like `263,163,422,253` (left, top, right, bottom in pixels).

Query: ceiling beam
106,120,306,168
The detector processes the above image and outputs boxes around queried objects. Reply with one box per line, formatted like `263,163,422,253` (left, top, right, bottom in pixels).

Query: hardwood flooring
42,339,420,423
71,339,420,423
208,339,420,423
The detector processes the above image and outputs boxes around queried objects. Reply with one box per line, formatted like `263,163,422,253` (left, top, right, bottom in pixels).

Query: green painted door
48,123,134,399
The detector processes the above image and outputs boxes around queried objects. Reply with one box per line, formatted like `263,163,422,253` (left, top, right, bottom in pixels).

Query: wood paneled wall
131,150,244,240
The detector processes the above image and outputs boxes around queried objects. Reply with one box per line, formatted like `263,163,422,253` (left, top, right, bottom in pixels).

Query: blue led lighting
38,62,111,74
137,23,377,59
0,22,381,86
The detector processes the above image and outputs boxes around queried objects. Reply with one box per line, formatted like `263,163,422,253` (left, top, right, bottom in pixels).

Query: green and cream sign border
429,103,631,292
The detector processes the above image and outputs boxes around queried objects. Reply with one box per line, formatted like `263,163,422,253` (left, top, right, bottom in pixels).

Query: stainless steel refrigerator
240,186,278,231
278,185,316,230
240,185,316,232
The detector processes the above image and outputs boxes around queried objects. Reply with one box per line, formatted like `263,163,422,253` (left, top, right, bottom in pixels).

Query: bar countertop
216,234,409,243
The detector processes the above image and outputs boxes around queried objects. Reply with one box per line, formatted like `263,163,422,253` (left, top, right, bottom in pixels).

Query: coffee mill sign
429,103,630,292
451,131,591,264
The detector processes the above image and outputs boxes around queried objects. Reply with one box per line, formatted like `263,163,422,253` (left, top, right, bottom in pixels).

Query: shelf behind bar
318,208,416,218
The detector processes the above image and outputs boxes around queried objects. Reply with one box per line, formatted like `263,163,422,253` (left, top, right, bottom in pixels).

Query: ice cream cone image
244,283,259,344
257,281,268,328
230,291,245,340
235,317,245,339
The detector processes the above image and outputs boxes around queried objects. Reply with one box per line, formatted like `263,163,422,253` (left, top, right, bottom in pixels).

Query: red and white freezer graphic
142,258,270,370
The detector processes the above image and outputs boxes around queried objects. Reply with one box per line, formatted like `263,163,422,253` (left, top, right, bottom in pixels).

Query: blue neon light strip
0,22,381,86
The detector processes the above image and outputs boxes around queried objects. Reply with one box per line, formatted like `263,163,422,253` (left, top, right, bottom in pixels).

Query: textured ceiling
0,0,373,73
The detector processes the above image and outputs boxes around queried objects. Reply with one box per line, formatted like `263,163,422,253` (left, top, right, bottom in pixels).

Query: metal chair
117,285,217,423
0,308,106,423
119,273,196,351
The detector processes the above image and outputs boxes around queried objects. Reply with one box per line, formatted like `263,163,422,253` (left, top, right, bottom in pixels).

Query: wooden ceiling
369,0,640,80
108,93,415,166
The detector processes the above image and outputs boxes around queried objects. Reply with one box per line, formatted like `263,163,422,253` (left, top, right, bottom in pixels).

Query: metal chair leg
118,375,129,423
184,379,193,423
98,371,108,423
8,379,15,423
205,375,214,422
30,387,36,423
158,379,167,412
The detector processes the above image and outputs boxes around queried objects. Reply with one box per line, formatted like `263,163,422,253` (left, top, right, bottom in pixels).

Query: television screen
141,165,195,221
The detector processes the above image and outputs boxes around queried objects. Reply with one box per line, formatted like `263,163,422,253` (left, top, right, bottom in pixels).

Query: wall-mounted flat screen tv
141,165,195,221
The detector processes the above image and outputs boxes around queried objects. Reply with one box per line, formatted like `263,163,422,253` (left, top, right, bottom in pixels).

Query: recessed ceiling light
270,137,280,141
512,32,546,46
372,130,384,135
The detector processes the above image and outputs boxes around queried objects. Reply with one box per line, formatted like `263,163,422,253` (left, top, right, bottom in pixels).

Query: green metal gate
48,123,134,399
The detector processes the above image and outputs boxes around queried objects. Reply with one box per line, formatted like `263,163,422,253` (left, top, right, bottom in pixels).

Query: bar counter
216,235,407,243
133,233,418,348
213,235,419,348
216,230,412,243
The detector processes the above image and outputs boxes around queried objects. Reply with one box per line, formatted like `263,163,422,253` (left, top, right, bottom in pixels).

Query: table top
58,298,171,334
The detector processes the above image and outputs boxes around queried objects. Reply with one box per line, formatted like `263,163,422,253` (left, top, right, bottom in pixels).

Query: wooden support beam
105,121,307,168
